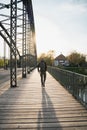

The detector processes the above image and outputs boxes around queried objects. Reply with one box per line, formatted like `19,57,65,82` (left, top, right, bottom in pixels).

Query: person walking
37,59,47,87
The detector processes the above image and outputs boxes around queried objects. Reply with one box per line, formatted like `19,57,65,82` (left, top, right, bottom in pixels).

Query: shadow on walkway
37,87,62,130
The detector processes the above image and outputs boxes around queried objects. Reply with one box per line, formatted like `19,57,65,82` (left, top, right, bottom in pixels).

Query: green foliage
0,59,4,67
38,50,87,75
37,50,55,66
67,51,86,67
0,59,8,68
64,67,87,75
65,51,87,75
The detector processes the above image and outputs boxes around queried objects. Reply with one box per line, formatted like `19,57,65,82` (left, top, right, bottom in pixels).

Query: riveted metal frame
10,0,17,87
0,0,37,87
22,2,27,78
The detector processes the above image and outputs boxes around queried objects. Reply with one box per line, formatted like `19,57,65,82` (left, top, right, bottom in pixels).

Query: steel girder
0,22,20,57
10,0,17,87
22,0,37,65
0,0,37,87
22,0,37,77
22,2,27,78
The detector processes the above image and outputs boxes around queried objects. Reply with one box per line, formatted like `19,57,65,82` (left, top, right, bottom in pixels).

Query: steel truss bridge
0,0,37,87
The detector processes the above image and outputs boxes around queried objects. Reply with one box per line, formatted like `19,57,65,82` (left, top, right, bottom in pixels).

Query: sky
0,0,87,58
32,0,87,57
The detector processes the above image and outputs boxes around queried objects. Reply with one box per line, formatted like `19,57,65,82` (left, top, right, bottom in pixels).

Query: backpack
39,61,46,72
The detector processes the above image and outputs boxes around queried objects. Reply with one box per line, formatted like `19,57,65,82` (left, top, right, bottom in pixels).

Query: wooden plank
0,122,87,129
0,117,87,123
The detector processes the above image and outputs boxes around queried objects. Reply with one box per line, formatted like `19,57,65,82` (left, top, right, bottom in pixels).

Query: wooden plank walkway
0,69,87,130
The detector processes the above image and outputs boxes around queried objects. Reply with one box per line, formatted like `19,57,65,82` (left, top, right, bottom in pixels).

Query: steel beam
10,0,17,87
0,0,37,86
0,22,20,57
22,2,27,78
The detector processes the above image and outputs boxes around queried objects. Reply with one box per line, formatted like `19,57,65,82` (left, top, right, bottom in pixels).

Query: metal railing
48,66,87,108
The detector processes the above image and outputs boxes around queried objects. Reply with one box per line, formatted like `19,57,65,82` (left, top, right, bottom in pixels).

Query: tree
37,50,55,66
67,51,86,67
0,59,4,67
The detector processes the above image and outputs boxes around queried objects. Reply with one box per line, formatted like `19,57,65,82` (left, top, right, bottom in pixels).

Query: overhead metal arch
0,22,20,57
0,30,15,56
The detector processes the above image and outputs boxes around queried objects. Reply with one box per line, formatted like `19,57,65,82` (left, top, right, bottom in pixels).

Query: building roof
55,54,66,61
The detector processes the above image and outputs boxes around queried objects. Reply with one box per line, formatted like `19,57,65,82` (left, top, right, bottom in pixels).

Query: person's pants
40,72,46,85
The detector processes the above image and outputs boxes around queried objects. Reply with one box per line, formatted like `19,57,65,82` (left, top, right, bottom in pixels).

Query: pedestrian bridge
0,1,87,129
0,69,87,130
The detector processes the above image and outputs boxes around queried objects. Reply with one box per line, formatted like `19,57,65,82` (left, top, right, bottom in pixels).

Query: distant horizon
37,50,87,58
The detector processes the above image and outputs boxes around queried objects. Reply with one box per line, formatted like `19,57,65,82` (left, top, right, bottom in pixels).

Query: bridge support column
22,2,27,78
10,0,17,87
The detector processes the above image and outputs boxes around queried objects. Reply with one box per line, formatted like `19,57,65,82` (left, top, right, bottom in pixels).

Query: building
54,54,69,66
